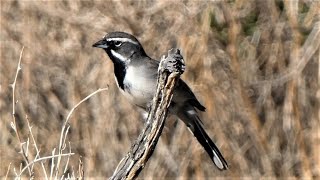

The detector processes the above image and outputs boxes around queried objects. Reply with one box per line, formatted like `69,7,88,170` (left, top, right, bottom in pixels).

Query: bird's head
93,32,146,64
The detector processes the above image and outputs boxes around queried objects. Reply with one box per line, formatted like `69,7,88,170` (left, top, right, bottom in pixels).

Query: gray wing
173,79,206,111
146,57,205,111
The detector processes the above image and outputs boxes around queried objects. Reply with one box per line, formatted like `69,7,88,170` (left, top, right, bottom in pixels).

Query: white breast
120,66,156,108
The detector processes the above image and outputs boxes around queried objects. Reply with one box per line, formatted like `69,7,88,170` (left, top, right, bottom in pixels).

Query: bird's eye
114,41,122,47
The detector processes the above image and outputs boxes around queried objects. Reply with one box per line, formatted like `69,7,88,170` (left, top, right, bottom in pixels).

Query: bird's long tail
187,115,229,170
193,117,228,170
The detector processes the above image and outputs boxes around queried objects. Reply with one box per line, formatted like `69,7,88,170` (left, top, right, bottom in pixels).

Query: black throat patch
113,63,126,90
106,49,126,90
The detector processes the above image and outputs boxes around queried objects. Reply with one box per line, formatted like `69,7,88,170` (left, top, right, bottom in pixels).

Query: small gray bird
93,32,228,170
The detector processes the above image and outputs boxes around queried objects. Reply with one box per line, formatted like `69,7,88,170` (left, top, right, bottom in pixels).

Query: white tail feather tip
213,156,224,170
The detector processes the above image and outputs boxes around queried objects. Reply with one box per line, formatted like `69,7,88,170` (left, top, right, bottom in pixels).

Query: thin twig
5,163,12,180
50,148,56,180
78,156,84,180
10,46,33,176
26,116,48,180
55,87,109,177
18,152,75,177
63,142,72,174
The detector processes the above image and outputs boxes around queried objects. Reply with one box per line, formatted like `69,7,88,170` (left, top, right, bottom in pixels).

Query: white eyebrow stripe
106,37,139,45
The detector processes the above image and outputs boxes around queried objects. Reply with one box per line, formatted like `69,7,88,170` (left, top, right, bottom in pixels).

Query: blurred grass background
1,0,319,179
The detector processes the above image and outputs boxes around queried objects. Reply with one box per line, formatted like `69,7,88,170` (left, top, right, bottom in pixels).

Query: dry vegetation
1,0,319,179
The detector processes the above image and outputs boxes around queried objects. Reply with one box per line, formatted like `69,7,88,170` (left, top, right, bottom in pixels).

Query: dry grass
0,0,319,179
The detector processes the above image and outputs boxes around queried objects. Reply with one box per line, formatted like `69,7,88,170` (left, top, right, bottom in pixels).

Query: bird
92,31,228,170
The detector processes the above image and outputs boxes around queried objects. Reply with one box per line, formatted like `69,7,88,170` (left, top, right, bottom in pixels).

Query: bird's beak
92,39,108,49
